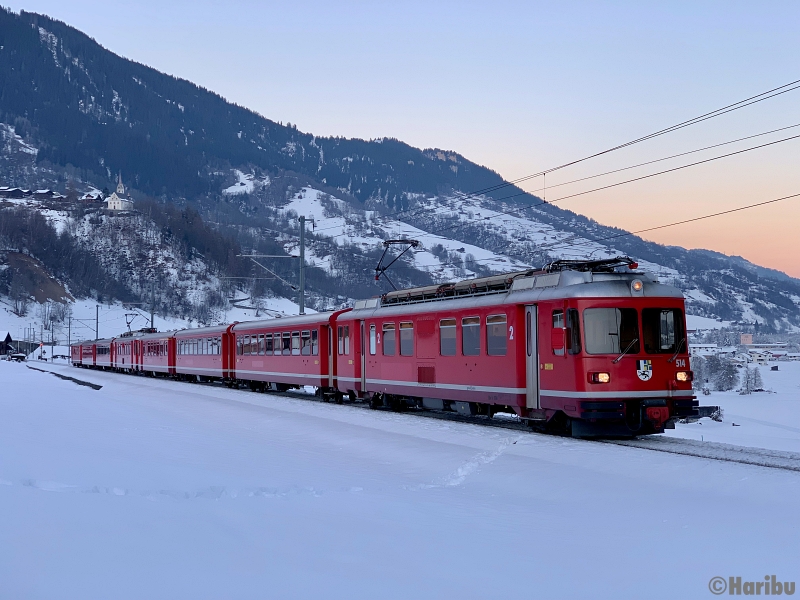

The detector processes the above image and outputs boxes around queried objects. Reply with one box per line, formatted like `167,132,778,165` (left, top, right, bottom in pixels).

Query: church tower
116,172,125,196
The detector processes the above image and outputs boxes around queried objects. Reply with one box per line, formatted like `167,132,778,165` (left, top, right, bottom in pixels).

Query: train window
567,309,582,355
292,331,301,356
439,319,456,356
337,326,344,355
584,308,639,355
311,330,319,356
487,315,507,356
400,322,414,356
281,332,290,356
552,310,565,356
382,323,396,356
265,333,274,355
369,324,377,355
462,317,480,356
642,308,685,354
344,326,350,355
301,331,311,355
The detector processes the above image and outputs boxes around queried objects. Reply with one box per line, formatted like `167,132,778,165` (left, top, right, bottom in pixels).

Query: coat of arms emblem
636,359,653,381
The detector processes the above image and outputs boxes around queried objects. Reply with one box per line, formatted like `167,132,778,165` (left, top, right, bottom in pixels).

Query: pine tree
752,366,764,391
715,361,739,391
739,365,753,395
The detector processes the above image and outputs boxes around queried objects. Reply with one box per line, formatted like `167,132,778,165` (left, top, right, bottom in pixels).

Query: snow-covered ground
2,360,799,599
668,361,800,453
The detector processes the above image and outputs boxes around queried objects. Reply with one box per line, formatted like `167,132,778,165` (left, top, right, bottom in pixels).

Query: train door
525,305,540,409
360,321,366,395
327,326,334,387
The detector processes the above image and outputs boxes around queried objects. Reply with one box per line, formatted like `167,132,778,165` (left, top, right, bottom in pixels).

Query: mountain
1,7,800,332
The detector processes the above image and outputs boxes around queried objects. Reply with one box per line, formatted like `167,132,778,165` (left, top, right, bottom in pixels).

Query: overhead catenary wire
430,191,800,271
311,78,800,232
413,131,800,241
315,122,800,243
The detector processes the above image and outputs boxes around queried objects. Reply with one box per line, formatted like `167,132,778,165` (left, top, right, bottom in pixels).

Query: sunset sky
10,1,800,275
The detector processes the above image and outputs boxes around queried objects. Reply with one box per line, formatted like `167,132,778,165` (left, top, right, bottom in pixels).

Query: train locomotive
71,257,698,437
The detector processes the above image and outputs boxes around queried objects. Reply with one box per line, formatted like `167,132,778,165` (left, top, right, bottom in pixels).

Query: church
104,174,135,211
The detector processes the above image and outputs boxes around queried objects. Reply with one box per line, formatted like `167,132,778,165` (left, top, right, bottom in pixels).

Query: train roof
230,309,349,333
350,257,683,317
174,323,233,338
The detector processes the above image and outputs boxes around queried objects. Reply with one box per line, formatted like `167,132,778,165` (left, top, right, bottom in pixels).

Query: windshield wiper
612,338,639,364
668,337,686,363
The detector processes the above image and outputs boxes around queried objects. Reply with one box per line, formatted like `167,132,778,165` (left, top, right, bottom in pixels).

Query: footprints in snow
4,478,365,501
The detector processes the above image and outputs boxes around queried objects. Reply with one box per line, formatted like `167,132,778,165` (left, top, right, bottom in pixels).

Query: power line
415,131,800,241
316,121,800,243
523,122,800,195
440,191,800,270
311,79,800,232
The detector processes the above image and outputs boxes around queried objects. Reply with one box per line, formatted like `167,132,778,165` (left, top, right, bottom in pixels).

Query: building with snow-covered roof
104,175,134,211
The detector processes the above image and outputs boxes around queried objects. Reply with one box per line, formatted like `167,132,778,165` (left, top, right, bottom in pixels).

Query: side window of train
292,331,301,356
311,330,319,356
265,333,273,355
462,317,480,356
369,324,377,355
382,323,396,356
400,322,414,356
567,308,582,355
337,326,344,355
439,319,456,356
552,310,565,356
283,332,292,356
237,336,243,356
301,331,311,356
487,314,508,356
344,326,350,355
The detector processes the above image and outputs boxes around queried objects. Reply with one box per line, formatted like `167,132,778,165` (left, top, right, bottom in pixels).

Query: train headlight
631,279,644,295
589,372,611,384
676,371,693,382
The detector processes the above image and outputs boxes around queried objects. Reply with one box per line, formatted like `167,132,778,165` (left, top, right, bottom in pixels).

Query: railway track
599,437,800,473
37,363,800,474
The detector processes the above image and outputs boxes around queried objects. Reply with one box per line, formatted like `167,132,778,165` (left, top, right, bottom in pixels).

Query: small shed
0,331,13,355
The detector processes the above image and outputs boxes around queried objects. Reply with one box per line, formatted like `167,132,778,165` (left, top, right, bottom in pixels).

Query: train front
543,272,698,437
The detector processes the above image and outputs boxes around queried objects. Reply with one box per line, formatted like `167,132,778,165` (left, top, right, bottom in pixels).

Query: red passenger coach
339,258,698,436
94,338,114,370
174,324,234,381
138,331,177,376
112,335,137,372
229,310,350,393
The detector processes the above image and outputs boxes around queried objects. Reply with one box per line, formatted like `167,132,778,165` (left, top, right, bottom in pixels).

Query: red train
71,258,698,436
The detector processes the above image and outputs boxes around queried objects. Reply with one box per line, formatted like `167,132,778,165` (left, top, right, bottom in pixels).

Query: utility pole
96,305,99,340
299,216,306,315
298,216,315,315
68,316,71,349
150,284,156,331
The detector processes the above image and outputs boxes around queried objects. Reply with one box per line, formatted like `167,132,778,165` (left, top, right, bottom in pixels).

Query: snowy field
667,361,800,453
2,362,799,598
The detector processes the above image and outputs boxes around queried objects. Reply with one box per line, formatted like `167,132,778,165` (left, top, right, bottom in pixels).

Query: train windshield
642,308,685,354
583,308,639,355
